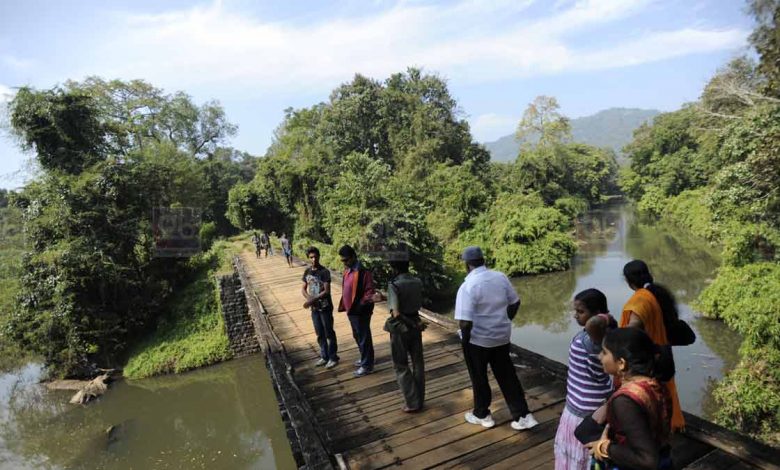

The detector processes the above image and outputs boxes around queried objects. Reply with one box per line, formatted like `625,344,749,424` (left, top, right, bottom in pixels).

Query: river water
0,356,296,470
438,202,742,419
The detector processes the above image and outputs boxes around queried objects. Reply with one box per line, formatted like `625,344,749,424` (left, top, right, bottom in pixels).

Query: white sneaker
464,412,495,428
325,360,338,369
511,413,539,430
314,358,327,367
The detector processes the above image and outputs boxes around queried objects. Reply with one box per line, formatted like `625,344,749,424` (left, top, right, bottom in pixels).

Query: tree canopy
4,79,249,376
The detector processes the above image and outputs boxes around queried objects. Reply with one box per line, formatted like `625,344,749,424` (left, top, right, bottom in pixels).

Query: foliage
749,0,780,96
713,347,780,446
0,204,33,370
661,189,718,240
515,96,571,148
123,242,235,379
513,99,619,205
696,263,780,345
424,162,489,243
455,194,577,276
5,80,238,377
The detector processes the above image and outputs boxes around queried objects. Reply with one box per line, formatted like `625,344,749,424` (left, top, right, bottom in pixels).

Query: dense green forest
619,0,780,445
1,79,255,376
226,78,617,289
0,70,617,379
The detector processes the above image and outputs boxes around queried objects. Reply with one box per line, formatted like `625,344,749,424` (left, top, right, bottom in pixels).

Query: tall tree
515,96,571,149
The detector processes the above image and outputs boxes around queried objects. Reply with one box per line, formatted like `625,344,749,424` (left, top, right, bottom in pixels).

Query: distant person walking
302,246,338,369
268,231,276,256
251,231,261,258
258,231,270,258
338,245,376,377
621,260,685,432
455,246,538,431
374,260,425,412
554,288,616,470
280,233,293,267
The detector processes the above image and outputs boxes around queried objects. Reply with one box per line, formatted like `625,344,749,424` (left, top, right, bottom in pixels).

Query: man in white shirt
455,246,538,431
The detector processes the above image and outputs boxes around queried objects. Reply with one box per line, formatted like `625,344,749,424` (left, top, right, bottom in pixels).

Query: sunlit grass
124,237,251,379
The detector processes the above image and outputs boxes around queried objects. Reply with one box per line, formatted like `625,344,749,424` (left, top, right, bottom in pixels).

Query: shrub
695,262,780,348
714,347,780,446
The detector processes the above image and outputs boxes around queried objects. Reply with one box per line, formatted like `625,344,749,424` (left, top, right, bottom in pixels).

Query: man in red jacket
338,245,376,377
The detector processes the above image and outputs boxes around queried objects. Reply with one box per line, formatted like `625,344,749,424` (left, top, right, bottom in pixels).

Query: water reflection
0,357,296,470
441,202,742,418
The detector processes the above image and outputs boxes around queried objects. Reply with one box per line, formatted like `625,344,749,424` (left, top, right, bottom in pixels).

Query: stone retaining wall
218,272,261,357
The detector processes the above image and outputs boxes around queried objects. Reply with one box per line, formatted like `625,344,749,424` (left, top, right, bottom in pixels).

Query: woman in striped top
554,288,616,470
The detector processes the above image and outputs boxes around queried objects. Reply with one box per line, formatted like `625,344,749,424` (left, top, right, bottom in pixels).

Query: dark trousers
311,308,338,362
462,341,530,421
348,314,374,369
390,328,425,409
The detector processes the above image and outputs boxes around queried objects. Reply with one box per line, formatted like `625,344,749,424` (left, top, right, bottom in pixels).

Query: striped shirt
565,330,613,417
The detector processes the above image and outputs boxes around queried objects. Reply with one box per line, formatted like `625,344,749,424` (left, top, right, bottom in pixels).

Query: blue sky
0,0,753,189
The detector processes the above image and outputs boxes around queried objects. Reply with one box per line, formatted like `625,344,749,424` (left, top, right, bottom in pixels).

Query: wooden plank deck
236,252,780,470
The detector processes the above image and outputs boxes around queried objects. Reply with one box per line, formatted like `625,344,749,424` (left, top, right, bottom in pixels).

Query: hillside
483,107,660,163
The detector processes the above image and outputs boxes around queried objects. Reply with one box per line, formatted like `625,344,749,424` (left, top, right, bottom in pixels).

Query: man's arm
505,275,521,320
459,320,473,343
361,270,376,304
387,282,400,318
302,281,312,308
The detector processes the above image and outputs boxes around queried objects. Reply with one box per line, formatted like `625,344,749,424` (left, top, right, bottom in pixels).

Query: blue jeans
311,308,338,362
348,314,374,369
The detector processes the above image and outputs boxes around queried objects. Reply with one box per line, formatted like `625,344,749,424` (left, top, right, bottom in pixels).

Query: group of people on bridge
294,242,688,470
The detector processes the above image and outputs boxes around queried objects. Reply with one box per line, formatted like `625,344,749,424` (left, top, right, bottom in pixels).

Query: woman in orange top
620,260,685,432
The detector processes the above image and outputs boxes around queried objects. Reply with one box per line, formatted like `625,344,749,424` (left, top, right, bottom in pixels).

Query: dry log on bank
45,369,120,404
69,373,112,404
45,379,89,391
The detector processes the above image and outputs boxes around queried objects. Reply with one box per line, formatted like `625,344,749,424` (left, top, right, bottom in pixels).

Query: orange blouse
621,288,685,432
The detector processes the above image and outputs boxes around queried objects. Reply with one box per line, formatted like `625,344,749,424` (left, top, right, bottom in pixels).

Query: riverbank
638,189,780,446
122,236,255,379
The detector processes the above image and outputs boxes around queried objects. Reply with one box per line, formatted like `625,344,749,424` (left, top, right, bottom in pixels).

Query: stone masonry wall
218,272,261,357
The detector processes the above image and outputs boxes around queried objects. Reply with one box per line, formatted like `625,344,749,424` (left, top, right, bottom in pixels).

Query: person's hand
303,300,312,309
585,425,610,459
372,292,385,303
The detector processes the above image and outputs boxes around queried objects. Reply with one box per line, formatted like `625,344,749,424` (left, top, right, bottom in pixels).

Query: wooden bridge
234,252,780,470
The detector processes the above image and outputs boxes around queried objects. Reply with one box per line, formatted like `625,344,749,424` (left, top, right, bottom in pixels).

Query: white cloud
1,54,34,71
470,113,518,142
577,28,748,70
0,84,14,103
51,0,745,97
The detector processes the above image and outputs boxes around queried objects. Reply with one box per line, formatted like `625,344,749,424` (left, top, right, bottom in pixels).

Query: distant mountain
482,108,660,163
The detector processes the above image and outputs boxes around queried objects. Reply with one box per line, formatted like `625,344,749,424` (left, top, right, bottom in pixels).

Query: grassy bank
123,236,253,379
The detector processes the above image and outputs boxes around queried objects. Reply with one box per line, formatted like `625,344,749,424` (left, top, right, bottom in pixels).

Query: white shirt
454,266,520,348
